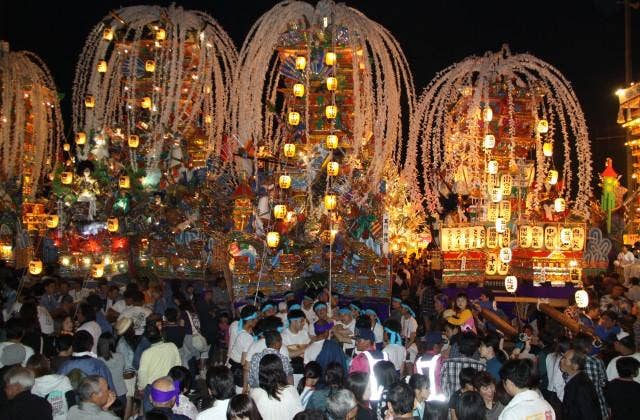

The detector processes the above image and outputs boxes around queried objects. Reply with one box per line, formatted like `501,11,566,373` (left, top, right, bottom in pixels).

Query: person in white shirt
281,309,310,374
606,332,640,383
304,321,334,365
249,353,303,420
545,337,570,401
76,303,103,355
400,302,419,364
364,309,384,349
499,359,555,420
617,245,637,284
0,318,35,368
382,319,406,372
228,305,259,391
301,295,318,329
197,366,236,420
333,308,356,356
117,291,151,336
626,277,640,302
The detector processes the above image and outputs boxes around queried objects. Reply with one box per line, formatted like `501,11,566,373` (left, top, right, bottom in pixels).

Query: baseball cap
423,331,444,347
1,343,26,366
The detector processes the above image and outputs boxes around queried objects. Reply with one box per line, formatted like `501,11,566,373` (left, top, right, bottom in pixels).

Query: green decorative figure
600,157,619,234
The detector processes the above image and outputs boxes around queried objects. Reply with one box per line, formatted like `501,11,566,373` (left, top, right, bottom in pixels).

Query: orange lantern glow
283,143,296,158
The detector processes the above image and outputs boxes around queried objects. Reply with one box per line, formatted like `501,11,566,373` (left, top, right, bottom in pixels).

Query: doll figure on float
75,161,100,221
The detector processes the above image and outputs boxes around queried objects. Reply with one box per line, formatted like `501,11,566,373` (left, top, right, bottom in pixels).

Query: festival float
227,0,417,299
405,46,594,295
0,41,64,274
59,5,237,280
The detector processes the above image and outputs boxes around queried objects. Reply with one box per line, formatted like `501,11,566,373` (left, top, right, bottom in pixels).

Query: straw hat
115,317,133,335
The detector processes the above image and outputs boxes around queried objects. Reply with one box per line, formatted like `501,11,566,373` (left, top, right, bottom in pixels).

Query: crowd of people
0,255,639,420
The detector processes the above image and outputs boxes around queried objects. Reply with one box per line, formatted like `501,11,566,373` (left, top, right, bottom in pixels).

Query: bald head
150,376,178,408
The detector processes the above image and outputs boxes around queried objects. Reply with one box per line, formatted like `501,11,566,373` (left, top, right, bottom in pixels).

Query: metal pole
625,0,635,202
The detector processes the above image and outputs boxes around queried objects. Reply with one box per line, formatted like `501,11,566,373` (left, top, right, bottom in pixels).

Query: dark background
1,0,639,187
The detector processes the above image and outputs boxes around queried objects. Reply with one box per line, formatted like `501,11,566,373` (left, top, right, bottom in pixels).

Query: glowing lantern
487,203,499,221
486,253,498,275
500,201,511,220
325,52,337,65
85,95,95,108
500,174,513,196
495,217,506,233
504,276,518,293
295,56,306,70
519,225,532,248
537,119,549,134
483,106,493,122
127,135,140,148
531,226,544,249
486,160,498,174
145,60,156,72
575,290,589,308
156,28,166,41
486,227,498,248
119,176,130,189
288,111,301,126
267,231,280,248
547,170,559,185
499,247,512,263
28,259,43,275
283,143,296,158
279,174,291,189
554,198,566,212
75,132,87,145
63,143,71,152
61,172,73,185
293,83,305,97
327,162,339,176
324,194,337,211
273,204,287,219
601,158,619,234
560,228,573,245
571,227,585,250
141,97,152,109
490,187,502,203
543,142,553,157
326,134,339,149
46,215,59,229
97,60,108,73
483,134,495,149
325,105,337,119
326,77,338,91
498,261,509,276
107,218,119,232
91,264,104,278
103,28,114,41
60,255,71,266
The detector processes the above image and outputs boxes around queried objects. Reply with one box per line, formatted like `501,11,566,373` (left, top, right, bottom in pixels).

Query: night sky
2,0,639,187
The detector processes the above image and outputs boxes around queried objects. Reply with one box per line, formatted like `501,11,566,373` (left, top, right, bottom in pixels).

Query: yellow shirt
137,341,181,390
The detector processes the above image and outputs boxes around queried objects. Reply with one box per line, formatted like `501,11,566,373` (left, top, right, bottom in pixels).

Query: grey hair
3,366,35,390
77,375,104,402
326,389,357,420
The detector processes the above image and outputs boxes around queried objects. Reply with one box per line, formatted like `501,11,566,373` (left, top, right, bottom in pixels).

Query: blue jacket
315,339,348,374
58,355,115,391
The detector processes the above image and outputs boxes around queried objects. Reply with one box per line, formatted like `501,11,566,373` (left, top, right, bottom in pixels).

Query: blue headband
365,309,377,317
338,308,352,315
303,295,313,301
401,303,416,318
314,303,327,312
238,312,258,331
288,304,302,311
384,327,402,345
392,297,402,303
262,304,275,313
349,304,362,314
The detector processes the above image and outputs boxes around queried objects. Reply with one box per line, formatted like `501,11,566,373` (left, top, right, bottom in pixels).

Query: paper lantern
279,174,291,189
571,227,585,251
490,187,502,203
141,97,152,109
537,119,549,134
486,160,498,174
326,134,339,149
63,143,71,152
75,132,87,145
483,106,493,122
475,226,486,248
554,198,566,212
288,111,300,126
156,28,166,41
486,253,498,275
107,218,119,232
497,261,509,276
273,204,287,219
504,276,518,293
295,56,306,70
544,226,558,249
543,142,553,157
500,229,511,248
82,256,92,268
85,95,95,108
128,135,139,148
531,226,544,249
560,228,573,245
103,28,114,41
483,134,495,149
60,255,71,266
495,217,506,233
61,172,73,185
91,264,104,278
519,225,532,248
145,60,156,72
500,201,511,220
487,202,500,221
500,174,513,196
324,194,337,211
499,247,512,263
325,52,337,65
28,259,43,275
486,173,499,189
46,215,59,229
327,161,339,176
326,77,338,91
283,143,296,158
97,60,108,73
486,227,498,249
325,105,337,119
547,170,559,185
267,231,280,248
575,290,589,308
293,83,305,97
119,176,130,189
